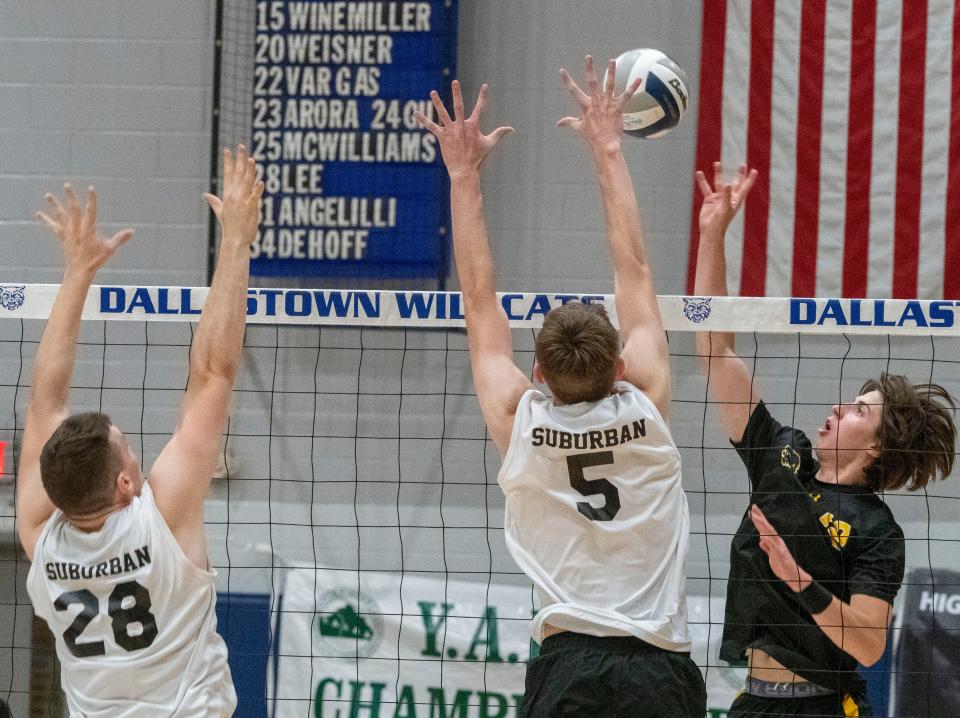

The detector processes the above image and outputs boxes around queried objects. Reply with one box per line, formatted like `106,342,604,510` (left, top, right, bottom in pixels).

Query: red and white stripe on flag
687,0,960,299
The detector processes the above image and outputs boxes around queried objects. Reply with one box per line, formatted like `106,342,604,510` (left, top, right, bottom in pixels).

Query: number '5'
567,451,621,521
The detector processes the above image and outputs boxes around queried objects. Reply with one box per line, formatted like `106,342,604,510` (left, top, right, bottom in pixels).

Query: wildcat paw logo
682,297,711,323
313,588,384,658
780,445,801,474
0,286,25,311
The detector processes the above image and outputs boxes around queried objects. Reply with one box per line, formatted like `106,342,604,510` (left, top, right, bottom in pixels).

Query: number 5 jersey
498,381,692,651
26,481,236,717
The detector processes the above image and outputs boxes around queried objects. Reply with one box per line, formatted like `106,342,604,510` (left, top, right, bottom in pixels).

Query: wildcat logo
780,445,801,474
0,285,25,311
682,297,712,323
820,512,851,550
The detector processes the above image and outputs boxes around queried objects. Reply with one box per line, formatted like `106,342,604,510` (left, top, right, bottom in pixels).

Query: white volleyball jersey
26,482,236,717
498,382,692,651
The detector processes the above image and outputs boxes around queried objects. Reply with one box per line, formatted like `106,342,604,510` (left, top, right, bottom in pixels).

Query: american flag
686,0,960,299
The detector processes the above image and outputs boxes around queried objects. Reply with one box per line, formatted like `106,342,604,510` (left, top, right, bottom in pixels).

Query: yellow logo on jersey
780,445,801,473
820,512,852,550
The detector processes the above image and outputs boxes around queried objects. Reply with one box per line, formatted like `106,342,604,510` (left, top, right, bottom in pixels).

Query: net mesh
1,305,959,716
217,0,255,151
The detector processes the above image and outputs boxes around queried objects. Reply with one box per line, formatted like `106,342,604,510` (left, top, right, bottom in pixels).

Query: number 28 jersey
26,482,236,717
498,382,692,651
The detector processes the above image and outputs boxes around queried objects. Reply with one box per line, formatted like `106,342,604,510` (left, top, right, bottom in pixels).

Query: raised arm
18,186,134,558
558,57,671,418
693,162,759,442
415,82,531,456
149,147,263,562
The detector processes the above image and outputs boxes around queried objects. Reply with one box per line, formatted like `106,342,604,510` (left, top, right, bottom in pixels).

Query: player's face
814,389,883,461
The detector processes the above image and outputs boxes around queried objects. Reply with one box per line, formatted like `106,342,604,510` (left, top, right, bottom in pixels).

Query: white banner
269,568,743,717
3,283,960,335
270,568,533,717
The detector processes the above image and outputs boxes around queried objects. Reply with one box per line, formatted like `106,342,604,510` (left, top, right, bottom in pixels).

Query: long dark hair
860,374,956,491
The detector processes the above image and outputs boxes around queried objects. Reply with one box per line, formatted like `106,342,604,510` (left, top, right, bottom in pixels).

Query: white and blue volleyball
607,48,689,139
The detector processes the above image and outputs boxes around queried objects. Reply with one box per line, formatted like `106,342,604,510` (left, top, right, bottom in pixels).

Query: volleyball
607,48,689,139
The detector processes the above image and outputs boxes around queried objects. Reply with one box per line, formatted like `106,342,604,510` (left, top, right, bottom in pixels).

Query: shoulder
129,481,159,516
499,388,547,465
858,496,903,540
122,483,172,539
613,381,663,415
735,401,811,450
514,387,548,417
25,508,64,565
847,495,904,567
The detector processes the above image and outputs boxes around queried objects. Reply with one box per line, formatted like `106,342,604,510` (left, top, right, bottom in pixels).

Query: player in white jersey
416,58,706,717
17,146,263,717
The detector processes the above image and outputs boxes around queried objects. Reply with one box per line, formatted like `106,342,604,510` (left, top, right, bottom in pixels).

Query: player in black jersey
692,163,957,717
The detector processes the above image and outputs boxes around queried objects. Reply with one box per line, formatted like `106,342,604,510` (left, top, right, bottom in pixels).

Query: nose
831,403,841,417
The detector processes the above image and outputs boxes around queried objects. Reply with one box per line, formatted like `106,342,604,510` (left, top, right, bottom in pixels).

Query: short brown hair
535,302,621,404
40,412,121,515
860,374,956,492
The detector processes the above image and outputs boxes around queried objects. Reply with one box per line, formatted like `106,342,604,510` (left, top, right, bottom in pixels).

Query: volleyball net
1,286,959,716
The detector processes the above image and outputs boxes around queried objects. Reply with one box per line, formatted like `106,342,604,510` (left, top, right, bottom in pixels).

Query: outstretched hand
37,185,134,278
696,162,758,237
415,80,513,179
751,504,811,593
557,55,642,155
204,145,264,246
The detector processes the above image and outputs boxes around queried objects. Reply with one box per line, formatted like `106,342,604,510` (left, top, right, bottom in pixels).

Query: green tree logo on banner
317,604,373,640
312,588,384,658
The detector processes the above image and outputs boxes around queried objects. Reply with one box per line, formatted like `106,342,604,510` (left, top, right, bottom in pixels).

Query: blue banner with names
250,0,457,279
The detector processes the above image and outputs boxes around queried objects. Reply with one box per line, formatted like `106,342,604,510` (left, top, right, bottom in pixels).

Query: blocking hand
696,162,758,238
415,81,513,180
557,55,643,155
751,504,811,593
37,185,134,277
203,145,264,246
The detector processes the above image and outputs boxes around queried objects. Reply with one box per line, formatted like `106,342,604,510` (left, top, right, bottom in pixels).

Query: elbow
862,635,889,667
856,646,885,668
694,333,711,363
459,281,485,301
851,632,888,667
460,281,497,308
190,358,237,385
695,332,725,365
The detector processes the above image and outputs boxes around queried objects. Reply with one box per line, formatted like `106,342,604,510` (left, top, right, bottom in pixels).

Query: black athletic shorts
519,632,706,718
729,691,871,717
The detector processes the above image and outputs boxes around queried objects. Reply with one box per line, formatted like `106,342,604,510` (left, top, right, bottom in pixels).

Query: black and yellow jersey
720,401,904,696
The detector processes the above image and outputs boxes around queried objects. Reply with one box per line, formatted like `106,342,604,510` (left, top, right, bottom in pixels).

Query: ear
116,470,136,499
613,356,627,381
532,362,545,385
